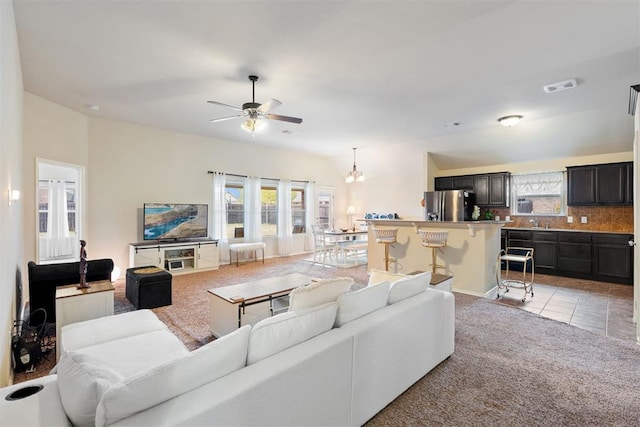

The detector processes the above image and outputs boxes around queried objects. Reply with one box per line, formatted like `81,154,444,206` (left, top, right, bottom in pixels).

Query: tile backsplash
487,206,633,233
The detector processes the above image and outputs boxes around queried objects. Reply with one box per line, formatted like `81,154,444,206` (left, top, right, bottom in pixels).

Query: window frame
225,178,245,239
260,179,278,237
291,183,306,234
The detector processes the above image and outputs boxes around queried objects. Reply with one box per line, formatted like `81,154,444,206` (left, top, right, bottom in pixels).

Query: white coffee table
207,273,315,337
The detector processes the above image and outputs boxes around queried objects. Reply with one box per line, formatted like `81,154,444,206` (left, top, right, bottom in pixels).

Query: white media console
129,239,219,274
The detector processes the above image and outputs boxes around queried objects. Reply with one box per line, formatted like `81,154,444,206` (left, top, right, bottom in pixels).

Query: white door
315,186,334,229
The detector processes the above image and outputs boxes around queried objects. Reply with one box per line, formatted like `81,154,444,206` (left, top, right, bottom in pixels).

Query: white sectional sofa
0,271,455,427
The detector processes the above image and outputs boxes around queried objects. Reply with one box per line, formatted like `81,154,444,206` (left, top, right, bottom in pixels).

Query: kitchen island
367,219,507,296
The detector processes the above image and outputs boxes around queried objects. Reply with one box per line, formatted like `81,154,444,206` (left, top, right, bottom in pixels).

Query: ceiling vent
543,78,577,93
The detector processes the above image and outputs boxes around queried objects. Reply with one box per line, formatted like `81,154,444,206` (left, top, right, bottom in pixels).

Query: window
38,181,77,234
225,179,244,238
291,184,306,233
511,172,565,216
261,180,278,237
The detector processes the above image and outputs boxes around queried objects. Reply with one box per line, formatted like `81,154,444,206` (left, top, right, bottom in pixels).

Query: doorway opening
36,159,85,264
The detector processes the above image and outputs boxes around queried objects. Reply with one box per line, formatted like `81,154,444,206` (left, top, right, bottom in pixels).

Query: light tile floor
495,271,637,342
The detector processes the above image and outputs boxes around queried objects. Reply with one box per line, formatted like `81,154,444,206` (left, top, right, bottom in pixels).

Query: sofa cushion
367,268,407,287
76,329,189,378
56,352,124,427
248,302,338,365
60,309,167,355
95,325,251,427
388,271,431,304
288,277,353,311
335,281,390,327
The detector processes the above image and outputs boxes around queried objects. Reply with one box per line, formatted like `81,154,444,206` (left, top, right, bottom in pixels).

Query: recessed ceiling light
87,104,100,111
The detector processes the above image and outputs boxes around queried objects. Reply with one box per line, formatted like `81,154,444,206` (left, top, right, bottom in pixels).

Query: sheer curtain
304,181,316,251
41,180,73,258
211,172,228,260
277,180,293,255
245,176,262,242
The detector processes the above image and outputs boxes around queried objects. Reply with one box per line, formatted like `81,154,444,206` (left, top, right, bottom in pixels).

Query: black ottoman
126,266,172,309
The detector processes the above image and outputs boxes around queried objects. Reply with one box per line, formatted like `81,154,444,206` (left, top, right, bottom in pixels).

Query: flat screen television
143,203,208,241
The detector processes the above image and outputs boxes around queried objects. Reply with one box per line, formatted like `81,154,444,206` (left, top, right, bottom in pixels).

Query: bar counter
366,219,507,296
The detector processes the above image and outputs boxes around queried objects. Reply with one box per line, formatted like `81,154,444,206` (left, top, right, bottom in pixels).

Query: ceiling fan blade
265,113,303,124
207,100,244,112
209,115,244,123
257,98,282,113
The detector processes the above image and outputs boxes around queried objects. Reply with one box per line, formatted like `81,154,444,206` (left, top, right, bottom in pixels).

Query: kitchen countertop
503,227,632,235
363,219,632,235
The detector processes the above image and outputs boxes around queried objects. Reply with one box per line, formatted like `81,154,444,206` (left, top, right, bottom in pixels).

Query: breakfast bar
367,219,507,296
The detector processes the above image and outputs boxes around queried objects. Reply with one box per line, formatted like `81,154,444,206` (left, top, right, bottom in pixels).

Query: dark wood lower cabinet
558,232,592,274
504,229,632,285
593,234,633,282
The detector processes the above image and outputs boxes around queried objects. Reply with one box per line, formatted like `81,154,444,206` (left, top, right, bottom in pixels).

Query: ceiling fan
207,75,303,136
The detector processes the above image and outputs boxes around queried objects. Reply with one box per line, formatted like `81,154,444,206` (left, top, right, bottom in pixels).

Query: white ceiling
12,0,640,171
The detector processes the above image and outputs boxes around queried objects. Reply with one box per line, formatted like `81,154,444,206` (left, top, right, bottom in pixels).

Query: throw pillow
288,277,353,311
56,352,124,427
388,271,431,304
247,302,338,365
367,268,408,287
95,325,251,427
335,281,390,327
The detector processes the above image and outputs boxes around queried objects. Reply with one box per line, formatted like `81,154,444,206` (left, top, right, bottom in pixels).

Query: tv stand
129,239,219,275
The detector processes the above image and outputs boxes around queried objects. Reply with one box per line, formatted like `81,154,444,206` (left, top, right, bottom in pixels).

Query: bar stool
418,229,449,274
372,227,399,271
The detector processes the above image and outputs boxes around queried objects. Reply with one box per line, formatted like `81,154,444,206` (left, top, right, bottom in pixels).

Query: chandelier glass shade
346,147,364,183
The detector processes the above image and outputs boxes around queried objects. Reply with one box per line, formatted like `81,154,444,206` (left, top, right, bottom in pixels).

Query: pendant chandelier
346,147,364,183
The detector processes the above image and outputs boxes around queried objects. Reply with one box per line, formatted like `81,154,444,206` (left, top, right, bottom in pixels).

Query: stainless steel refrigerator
424,190,475,221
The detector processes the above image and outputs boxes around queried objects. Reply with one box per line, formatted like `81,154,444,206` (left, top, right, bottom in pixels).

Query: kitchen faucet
529,218,539,228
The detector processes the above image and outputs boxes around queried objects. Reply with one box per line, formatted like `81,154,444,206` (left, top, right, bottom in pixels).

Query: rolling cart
496,247,534,302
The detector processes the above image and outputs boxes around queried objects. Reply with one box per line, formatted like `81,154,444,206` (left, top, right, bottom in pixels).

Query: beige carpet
15,255,640,425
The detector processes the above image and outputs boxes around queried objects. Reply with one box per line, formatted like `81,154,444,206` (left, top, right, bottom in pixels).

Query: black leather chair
27,259,114,326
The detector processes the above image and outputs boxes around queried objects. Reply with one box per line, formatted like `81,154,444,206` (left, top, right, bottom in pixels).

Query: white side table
430,273,453,292
55,280,114,360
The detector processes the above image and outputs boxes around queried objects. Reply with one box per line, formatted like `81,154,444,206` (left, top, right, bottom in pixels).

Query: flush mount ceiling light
498,115,523,127
346,147,364,183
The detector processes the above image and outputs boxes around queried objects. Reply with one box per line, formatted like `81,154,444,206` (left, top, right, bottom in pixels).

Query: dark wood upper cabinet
474,176,489,205
596,163,626,204
567,166,596,205
567,162,632,206
435,172,509,208
489,174,507,206
434,177,454,191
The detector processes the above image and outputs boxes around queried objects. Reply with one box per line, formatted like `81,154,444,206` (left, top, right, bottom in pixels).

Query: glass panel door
315,186,334,230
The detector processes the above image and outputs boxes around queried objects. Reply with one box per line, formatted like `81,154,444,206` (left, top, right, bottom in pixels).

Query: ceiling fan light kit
346,147,365,183
498,115,523,127
207,75,302,139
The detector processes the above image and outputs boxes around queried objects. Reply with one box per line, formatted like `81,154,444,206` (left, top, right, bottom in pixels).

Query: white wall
344,142,426,221
22,93,89,270
434,152,634,176
25,112,344,277
0,0,24,387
